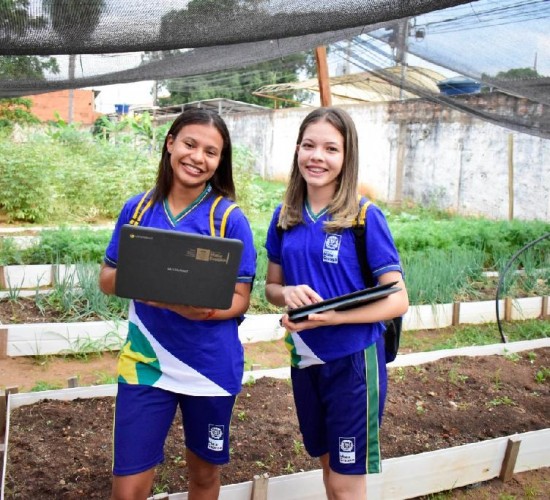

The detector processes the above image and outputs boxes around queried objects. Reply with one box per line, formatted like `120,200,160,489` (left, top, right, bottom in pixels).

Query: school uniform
104,184,256,474
265,199,403,474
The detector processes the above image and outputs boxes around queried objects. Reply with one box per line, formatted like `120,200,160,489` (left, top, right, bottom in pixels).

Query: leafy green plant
292,439,304,455
0,97,40,130
284,462,295,473
30,381,63,392
534,367,549,384
448,367,468,385
487,395,515,407
503,351,521,362
93,371,117,385
415,401,426,415
4,273,23,301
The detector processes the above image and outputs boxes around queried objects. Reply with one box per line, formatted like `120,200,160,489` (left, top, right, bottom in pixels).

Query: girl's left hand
280,310,340,332
139,300,215,321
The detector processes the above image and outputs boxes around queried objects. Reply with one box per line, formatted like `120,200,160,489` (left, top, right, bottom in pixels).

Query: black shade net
1,0,549,138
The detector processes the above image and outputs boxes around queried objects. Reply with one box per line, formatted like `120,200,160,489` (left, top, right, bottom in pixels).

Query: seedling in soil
503,350,521,362
292,439,304,456
487,395,515,407
284,462,295,473
448,367,468,385
534,367,549,384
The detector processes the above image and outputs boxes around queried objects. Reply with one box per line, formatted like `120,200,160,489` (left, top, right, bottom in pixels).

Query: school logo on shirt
323,234,342,264
208,424,225,451
339,437,356,464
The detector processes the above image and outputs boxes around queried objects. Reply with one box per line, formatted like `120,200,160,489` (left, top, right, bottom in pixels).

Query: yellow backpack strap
129,189,153,226
219,204,238,238
209,195,238,237
353,198,372,227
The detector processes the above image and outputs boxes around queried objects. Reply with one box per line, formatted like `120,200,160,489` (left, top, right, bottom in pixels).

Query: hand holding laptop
281,282,401,325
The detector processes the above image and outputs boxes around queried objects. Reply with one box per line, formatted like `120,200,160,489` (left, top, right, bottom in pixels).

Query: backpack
351,200,402,363
276,200,402,363
129,189,238,238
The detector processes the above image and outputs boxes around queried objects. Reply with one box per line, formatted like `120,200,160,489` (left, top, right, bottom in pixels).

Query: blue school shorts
112,383,237,476
290,336,387,475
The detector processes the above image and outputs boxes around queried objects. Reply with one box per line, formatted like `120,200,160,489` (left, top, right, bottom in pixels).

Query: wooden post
0,390,6,439
394,121,407,205
315,46,332,107
541,296,549,318
0,265,6,289
508,134,514,220
0,328,8,359
452,302,461,326
499,437,521,482
251,472,269,500
67,376,79,388
1,387,18,439
504,297,513,322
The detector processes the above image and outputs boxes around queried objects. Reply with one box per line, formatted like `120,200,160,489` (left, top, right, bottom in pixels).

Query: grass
30,381,64,392
400,319,549,353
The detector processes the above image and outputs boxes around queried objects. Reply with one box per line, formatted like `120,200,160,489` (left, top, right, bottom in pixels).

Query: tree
158,54,315,108
0,55,59,79
43,0,105,122
0,0,59,80
0,0,47,41
495,67,540,79
149,0,313,108
0,97,39,129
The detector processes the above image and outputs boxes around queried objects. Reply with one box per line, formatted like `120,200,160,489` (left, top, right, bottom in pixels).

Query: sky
90,0,550,114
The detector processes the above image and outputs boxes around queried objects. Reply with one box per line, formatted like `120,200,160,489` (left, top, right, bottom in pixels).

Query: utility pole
394,18,409,100
315,46,332,107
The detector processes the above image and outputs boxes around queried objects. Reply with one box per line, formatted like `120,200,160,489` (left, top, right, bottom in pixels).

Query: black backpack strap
352,200,374,287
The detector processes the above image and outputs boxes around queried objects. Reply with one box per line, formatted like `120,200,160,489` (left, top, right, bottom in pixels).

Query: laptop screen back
115,224,243,309
287,282,400,322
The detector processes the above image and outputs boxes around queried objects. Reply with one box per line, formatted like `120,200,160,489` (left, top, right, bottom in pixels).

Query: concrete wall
225,96,550,221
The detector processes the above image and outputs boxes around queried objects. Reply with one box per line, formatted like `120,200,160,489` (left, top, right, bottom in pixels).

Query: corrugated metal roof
254,66,446,104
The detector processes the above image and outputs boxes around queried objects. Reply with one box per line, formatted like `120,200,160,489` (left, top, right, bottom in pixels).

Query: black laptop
115,224,243,309
287,281,401,323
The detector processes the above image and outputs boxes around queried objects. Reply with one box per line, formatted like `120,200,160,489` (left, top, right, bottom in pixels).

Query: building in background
27,89,99,125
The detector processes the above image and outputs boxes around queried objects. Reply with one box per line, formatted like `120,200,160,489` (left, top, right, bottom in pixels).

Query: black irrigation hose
496,232,550,343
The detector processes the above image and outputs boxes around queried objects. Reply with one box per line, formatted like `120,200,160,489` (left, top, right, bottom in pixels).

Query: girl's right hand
282,285,323,310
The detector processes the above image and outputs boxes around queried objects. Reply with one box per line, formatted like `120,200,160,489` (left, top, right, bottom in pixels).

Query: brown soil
1,297,550,498
2,342,549,499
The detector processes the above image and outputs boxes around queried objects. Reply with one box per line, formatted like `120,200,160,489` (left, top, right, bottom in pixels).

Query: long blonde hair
279,107,360,232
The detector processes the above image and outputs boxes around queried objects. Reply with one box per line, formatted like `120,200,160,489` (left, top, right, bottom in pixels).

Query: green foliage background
0,121,548,312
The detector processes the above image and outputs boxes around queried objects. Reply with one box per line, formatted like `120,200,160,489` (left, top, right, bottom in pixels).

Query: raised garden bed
2,340,549,499
1,296,547,358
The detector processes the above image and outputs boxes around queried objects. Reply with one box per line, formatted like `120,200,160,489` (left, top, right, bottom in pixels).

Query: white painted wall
225,98,550,221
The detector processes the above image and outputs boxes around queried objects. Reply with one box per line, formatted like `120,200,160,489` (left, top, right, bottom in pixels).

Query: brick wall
28,89,100,125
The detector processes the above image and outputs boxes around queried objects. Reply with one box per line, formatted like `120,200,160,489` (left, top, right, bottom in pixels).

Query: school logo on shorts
339,437,356,464
323,234,342,264
208,424,225,452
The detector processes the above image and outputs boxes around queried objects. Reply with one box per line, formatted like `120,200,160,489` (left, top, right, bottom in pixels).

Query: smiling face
296,119,345,197
166,123,224,192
